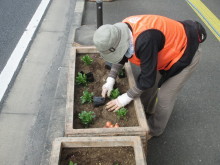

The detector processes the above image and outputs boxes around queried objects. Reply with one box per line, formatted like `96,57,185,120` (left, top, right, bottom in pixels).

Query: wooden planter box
65,46,149,146
50,136,147,165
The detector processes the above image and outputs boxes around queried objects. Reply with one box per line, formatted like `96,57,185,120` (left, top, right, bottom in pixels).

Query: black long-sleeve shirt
135,29,165,90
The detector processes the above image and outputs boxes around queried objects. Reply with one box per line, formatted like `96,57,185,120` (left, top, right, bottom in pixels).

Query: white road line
0,0,51,102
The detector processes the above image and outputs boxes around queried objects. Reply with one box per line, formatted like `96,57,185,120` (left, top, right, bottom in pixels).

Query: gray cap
93,23,130,64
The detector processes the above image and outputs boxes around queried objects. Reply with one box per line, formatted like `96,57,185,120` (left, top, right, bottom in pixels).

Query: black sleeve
135,29,165,90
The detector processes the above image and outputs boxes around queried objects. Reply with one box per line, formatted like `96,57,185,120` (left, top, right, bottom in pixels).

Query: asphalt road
202,0,220,16
0,0,42,73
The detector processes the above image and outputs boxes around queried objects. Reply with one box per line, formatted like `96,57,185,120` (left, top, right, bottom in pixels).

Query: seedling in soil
113,163,121,165
79,71,94,82
81,54,93,65
116,107,128,120
118,68,126,78
110,88,120,99
78,111,96,127
69,161,77,165
80,90,94,104
75,72,88,86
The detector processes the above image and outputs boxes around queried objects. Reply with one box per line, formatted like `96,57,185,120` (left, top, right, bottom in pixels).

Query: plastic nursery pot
105,62,112,70
93,96,105,107
79,71,95,82
118,68,126,78
86,72,95,82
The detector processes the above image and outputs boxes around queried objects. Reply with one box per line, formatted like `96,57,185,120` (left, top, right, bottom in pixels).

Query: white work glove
102,77,115,97
106,93,133,112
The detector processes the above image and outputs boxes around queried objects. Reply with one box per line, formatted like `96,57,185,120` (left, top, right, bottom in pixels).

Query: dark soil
74,53,138,128
60,147,135,165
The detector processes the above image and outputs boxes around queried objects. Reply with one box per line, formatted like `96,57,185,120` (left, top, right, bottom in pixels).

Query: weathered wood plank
76,46,98,54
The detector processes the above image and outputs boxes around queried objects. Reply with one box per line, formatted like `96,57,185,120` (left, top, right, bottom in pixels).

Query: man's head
93,23,130,64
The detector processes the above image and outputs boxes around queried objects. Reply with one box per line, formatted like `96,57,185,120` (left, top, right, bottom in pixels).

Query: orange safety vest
123,15,187,70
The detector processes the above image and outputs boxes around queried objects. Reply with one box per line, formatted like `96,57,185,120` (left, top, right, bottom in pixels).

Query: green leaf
69,161,73,165
81,55,93,65
116,107,128,120
75,72,88,86
119,68,126,77
80,90,94,104
110,88,120,99
78,111,96,127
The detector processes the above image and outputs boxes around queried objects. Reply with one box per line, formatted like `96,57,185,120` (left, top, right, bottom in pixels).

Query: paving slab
0,114,35,165
40,0,76,32
74,24,96,45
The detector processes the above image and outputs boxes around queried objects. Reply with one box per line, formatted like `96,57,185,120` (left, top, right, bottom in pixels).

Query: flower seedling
113,163,121,165
78,111,96,127
116,107,128,120
69,161,77,165
80,90,94,104
75,72,88,86
118,68,126,78
110,88,120,99
81,55,93,65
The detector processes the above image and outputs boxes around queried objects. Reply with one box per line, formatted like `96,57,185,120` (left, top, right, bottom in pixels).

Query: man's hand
106,93,133,112
101,77,115,98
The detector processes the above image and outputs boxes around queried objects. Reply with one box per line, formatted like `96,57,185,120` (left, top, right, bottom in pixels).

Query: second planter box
50,136,147,165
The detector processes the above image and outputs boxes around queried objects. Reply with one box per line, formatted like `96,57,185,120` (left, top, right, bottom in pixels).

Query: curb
40,0,85,164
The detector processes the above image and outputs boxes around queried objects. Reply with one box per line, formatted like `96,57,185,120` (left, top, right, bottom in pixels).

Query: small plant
78,111,96,127
118,68,126,78
69,161,77,165
110,88,120,99
81,55,93,65
75,72,87,86
113,162,121,165
116,107,128,120
80,90,94,104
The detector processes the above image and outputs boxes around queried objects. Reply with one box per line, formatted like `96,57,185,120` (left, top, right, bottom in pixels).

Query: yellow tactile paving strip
186,0,220,41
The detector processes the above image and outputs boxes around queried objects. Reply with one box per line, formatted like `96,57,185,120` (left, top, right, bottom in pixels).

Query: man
93,15,206,138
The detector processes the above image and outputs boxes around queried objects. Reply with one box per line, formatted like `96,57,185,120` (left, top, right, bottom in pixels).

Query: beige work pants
131,47,201,136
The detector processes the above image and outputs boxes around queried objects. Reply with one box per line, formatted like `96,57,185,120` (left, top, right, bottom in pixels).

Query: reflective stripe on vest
123,15,187,70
